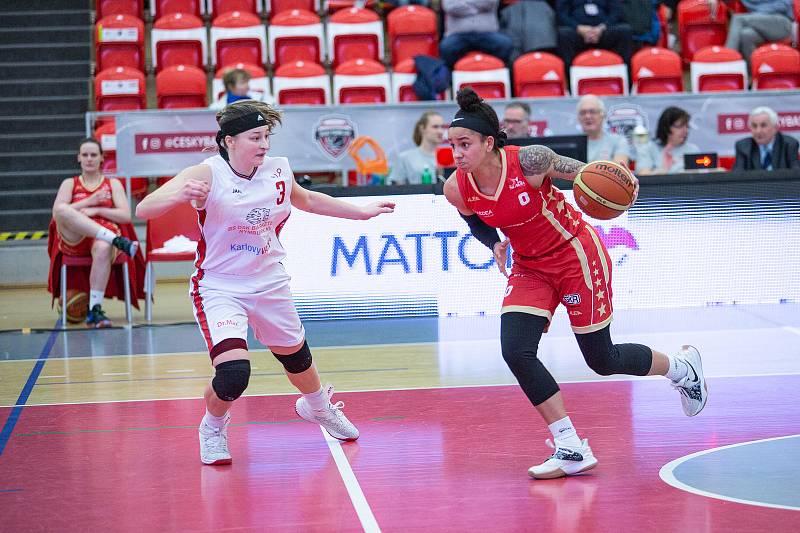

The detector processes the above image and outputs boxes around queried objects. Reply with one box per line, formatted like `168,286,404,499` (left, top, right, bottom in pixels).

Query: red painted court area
2,376,799,532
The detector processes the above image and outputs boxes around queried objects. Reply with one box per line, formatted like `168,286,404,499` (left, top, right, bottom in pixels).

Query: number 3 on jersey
276,181,286,204
518,192,530,206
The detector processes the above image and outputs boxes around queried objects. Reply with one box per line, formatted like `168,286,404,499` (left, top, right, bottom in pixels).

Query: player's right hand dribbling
493,239,510,278
180,179,210,207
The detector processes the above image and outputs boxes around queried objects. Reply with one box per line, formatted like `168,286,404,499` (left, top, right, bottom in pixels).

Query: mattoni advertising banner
276,193,800,320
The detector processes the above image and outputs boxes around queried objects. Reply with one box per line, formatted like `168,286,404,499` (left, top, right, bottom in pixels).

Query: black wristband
460,213,501,250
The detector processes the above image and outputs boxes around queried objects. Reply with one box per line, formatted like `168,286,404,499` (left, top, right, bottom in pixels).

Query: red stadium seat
750,43,800,90
208,0,261,16
150,0,203,19
95,14,145,73
144,202,201,322
266,0,319,19
94,66,146,112
387,5,438,67
210,11,267,69
325,0,377,14
327,7,384,67
392,58,418,102
690,45,747,92
273,60,331,104
268,9,325,69
631,47,683,94
334,58,390,104
211,62,270,103
392,58,448,102
452,52,511,100
96,0,143,20
156,64,208,108
512,51,566,97
677,0,729,65
570,49,628,96
151,12,207,72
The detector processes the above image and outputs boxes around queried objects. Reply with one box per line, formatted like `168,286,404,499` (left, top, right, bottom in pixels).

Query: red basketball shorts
502,225,613,334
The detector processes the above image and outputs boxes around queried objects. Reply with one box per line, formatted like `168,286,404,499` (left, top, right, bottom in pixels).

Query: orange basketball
573,160,636,220
57,290,89,323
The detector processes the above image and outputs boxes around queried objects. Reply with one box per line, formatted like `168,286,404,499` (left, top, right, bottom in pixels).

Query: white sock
549,416,582,448
95,227,116,244
202,409,228,429
665,354,689,382
303,387,328,410
89,290,104,309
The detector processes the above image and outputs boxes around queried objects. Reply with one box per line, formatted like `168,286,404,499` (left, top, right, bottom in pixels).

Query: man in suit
734,106,800,171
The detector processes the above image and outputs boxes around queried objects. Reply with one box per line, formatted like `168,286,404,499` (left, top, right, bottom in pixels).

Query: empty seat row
96,6,437,74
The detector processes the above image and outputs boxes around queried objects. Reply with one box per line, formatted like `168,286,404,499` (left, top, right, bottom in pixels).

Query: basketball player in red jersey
136,101,395,465
443,88,708,480
52,138,139,328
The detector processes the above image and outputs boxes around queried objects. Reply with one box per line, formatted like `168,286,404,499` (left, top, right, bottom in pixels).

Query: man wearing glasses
502,102,532,139
576,94,630,166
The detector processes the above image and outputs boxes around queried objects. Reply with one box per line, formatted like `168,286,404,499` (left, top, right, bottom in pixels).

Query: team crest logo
606,103,649,146
245,207,270,225
314,115,357,160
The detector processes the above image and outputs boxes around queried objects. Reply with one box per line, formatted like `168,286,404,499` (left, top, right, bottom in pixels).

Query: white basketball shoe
671,345,708,417
528,438,598,480
199,412,232,465
295,384,359,441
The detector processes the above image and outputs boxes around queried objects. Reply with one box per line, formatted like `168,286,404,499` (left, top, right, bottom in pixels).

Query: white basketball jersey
195,154,293,278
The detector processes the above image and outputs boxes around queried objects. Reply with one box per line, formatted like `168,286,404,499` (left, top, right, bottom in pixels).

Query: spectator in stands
576,95,630,166
635,106,699,174
396,0,431,5
51,138,140,328
621,0,661,51
439,0,514,68
710,0,795,64
734,106,800,170
556,0,634,68
499,0,558,62
388,111,445,184
209,68,252,110
502,102,532,139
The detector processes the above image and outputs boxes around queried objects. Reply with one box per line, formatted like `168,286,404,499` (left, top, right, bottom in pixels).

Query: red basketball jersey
71,175,118,232
456,145,586,259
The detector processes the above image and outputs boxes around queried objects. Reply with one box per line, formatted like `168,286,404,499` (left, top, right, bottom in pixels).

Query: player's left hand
493,239,510,278
361,201,395,219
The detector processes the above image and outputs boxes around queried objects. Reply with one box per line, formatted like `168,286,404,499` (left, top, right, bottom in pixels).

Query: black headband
220,112,268,137
451,109,506,147
216,112,268,161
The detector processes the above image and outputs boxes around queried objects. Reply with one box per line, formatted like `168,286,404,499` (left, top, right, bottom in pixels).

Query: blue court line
0,322,60,456
0,489,23,493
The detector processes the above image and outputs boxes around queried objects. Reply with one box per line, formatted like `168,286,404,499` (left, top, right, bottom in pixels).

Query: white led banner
277,193,800,320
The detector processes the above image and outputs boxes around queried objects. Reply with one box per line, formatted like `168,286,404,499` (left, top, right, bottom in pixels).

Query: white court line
5,371,800,409
38,375,66,379
321,428,380,533
783,326,800,337
659,434,800,511
165,369,194,374
101,372,130,376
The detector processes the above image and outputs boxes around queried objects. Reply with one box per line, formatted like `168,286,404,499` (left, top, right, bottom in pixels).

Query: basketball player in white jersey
136,101,395,465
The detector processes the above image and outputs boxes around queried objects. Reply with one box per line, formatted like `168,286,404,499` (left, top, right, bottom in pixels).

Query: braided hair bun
456,87,483,112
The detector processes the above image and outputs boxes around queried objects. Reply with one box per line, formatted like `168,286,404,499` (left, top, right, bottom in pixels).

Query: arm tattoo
519,145,584,178
519,145,555,175
552,155,584,177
